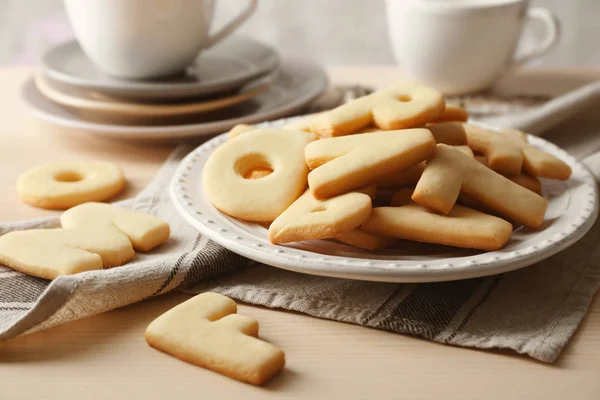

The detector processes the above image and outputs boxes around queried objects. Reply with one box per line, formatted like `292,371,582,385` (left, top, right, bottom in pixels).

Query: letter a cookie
311,82,445,137
412,144,548,228
269,190,372,244
145,292,285,386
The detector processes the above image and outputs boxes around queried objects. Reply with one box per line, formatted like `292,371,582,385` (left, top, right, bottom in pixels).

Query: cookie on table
145,292,285,386
0,202,169,280
17,161,125,210
310,81,445,137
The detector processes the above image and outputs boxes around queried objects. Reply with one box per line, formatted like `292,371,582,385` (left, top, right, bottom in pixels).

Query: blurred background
1,0,598,67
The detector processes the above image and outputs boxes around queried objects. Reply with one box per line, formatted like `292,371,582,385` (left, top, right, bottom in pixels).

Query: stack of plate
23,36,328,141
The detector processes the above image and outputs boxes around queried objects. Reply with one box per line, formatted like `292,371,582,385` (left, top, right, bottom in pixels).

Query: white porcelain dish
170,118,599,283
22,59,328,141
42,36,279,100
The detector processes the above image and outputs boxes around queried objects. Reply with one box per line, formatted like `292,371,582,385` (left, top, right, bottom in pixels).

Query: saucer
35,72,270,122
42,36,279,101
170,117,599,283
23,58,328,140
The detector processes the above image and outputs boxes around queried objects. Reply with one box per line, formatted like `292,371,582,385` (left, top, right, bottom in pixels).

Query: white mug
64,0,258,79
385,0,560,95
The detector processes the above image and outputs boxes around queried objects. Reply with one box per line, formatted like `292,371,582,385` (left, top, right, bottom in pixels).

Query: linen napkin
1,82,600,363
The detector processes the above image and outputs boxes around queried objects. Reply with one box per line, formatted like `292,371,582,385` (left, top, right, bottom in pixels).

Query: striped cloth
2,84,600,362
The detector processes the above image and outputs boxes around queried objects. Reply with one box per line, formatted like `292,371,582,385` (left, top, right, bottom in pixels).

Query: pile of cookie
204,81,572,252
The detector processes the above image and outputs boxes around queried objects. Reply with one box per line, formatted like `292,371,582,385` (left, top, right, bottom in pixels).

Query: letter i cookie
361,188,513,251
145,292,285,386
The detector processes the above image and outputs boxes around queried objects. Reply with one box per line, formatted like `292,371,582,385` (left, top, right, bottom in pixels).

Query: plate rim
169,118,599,283
22,58,329,140
41,36,280,99
35,72,271,118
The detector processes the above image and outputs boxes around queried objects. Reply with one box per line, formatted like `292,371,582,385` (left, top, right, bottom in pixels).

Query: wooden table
1,67,600,400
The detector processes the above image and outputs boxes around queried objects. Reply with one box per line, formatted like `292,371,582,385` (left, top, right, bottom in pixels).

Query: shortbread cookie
361,188,512,251
375,163,425,189
475,154,542,194
335,229,394,251
0,203,169,279
145,292,285,386
430,123,572,179
412,144,547,228
431,105,469,123
374,145,471,189
228,124,254,139
357,183,378,199
204,128,317,222
17,161,125,210
269,190,372,244
502,128,572,180
305,129,435,199
310,82,445,137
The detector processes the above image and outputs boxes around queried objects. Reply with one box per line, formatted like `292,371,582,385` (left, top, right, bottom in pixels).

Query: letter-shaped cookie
311,82,445,137
145,292,285,386
430,105,469,123
335,229,394,251
361,188,513,251
204,128,317,222
475,154,542,194
305,129,435,199
269,190,372,244
429,123,571,179
0,203,170,280
412,144,547,228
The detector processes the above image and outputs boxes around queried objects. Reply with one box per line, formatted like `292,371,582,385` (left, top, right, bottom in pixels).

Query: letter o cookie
17,161,125,210
203,128,317,222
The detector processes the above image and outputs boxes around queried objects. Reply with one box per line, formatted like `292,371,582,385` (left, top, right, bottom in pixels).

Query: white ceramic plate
170,118,599,283
22,59,328,140
42,36,279,101
35,72,270,121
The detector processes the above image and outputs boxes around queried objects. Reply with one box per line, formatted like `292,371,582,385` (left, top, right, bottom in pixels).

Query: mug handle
509,7,560,70
204,0,258,48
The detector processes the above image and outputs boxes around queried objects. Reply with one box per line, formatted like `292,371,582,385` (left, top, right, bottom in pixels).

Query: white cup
64,0,258,79
385,0,560,95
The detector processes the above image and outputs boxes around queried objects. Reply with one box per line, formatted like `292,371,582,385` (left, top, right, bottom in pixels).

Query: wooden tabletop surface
1,67,600,400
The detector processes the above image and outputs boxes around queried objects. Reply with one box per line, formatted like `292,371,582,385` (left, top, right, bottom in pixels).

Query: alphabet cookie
428,122,572,179
17,161,125,210
475,154,542,194
412,144,548,228
361,188,513,251
305,128,435,199
431,104,469,123
310,82,445,137
204,128,317,222
0,203,170,279
335,229,394,251
145,292,285,386
228,124,254,139
269,190,372,244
